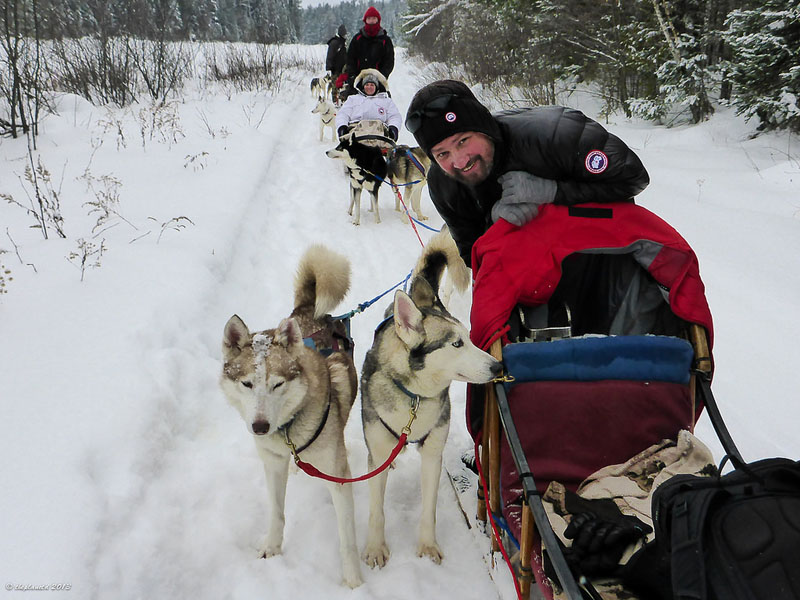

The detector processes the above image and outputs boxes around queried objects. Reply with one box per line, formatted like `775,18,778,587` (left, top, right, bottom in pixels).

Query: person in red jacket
404,80,650,266
335,7,394,100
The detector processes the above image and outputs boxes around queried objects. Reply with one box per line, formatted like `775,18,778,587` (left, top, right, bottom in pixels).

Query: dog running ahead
220,245,362,588
360,226,502,567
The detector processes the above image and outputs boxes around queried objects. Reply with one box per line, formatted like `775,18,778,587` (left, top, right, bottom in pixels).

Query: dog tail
294,245,351,319
413,225,470,295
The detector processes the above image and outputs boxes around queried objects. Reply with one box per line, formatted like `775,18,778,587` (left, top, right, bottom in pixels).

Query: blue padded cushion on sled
502,335,694,386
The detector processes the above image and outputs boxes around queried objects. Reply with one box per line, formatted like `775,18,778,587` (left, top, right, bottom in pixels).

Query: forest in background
404,0,799,131
300,0,408,45
1,0,798,139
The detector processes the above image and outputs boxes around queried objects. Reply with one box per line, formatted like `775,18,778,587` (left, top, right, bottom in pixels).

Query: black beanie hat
338,24,347,37
406,80,502,156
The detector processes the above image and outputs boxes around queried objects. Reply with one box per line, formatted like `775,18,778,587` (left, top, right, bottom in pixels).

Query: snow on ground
1,45,798,599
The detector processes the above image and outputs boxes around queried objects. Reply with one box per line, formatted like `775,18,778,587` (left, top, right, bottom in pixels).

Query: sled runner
468,203,800,600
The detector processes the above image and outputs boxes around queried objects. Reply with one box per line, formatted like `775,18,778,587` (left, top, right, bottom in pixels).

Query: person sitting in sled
335,69,402,142
404,79,651,266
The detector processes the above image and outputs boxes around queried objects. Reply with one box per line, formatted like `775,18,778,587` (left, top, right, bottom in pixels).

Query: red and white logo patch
585,150,608,174
445,111,457,123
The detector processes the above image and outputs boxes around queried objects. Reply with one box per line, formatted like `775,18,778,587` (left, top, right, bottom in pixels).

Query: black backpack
652,456,800,600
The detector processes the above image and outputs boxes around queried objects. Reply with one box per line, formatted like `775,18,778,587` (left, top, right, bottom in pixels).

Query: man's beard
450,154,493,186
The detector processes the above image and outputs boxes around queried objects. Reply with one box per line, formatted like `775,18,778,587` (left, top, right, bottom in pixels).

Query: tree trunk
651,0,680,63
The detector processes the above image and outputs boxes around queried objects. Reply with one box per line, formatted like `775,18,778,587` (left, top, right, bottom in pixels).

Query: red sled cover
469,202,713,352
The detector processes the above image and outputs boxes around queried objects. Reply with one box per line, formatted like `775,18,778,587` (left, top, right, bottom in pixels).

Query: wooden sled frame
479,324,743,599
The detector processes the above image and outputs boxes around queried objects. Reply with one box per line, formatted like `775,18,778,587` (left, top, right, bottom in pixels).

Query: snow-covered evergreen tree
724,0,800,132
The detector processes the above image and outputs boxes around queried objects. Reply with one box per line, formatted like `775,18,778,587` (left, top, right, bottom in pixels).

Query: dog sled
467,203,800,600
341,119,396,151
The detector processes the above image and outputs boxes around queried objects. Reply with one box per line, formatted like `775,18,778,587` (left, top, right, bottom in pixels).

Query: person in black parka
405,80,651,266
335,6,394,101
326,24,347,79
326,24,348,103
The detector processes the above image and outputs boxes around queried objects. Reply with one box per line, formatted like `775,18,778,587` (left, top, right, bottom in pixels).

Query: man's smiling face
430,131,495,186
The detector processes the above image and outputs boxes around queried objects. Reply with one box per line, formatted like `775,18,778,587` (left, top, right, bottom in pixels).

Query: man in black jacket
336,7,394,100
326,24,347,79
325,24,347,103
405,80,650,266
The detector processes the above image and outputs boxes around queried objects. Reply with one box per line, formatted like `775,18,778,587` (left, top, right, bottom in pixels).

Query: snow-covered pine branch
403,0,462,37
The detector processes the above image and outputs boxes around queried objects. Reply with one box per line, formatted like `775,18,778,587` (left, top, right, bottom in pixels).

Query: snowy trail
81,54,508,600
83,85,323,599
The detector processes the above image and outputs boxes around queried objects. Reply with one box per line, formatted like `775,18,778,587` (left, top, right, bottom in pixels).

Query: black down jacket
427,106,650,266
345,28,394,81
326,35,346,74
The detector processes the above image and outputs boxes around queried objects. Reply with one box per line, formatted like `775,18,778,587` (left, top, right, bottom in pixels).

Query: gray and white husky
220,245,363,588
386,145,431,224
360,227,502,567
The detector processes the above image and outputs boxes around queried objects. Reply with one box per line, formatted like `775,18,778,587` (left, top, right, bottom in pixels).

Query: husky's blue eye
452,340,464,348
241,381,253,388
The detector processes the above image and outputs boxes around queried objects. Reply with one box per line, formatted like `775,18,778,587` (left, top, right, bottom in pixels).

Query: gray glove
492,171,558,226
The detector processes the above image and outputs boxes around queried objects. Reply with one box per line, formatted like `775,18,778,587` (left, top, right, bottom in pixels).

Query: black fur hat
405,80,501,156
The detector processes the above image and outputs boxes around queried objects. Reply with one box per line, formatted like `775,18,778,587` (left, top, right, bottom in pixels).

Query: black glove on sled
388,125,398,141
337,126,349,139
563,512,652,576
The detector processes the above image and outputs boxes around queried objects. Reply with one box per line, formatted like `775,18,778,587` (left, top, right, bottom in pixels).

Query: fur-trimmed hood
354,68,389,94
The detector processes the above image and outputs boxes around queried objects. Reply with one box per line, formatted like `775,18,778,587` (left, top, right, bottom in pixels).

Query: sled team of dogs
311,72,341,105
309,73,431,227
326,137,431,227
220,229,501,587
309,73,330,102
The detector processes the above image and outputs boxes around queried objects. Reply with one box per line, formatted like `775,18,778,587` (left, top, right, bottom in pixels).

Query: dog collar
279,399,331,456
378,391,428,445
391,378,418,401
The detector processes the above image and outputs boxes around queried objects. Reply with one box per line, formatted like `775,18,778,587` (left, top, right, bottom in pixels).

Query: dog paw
258,546,282,559
257,537,282,558
416,214,429,221
342,567,363,588
343,574,363,589
417,542,443,564
362,544,390,568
